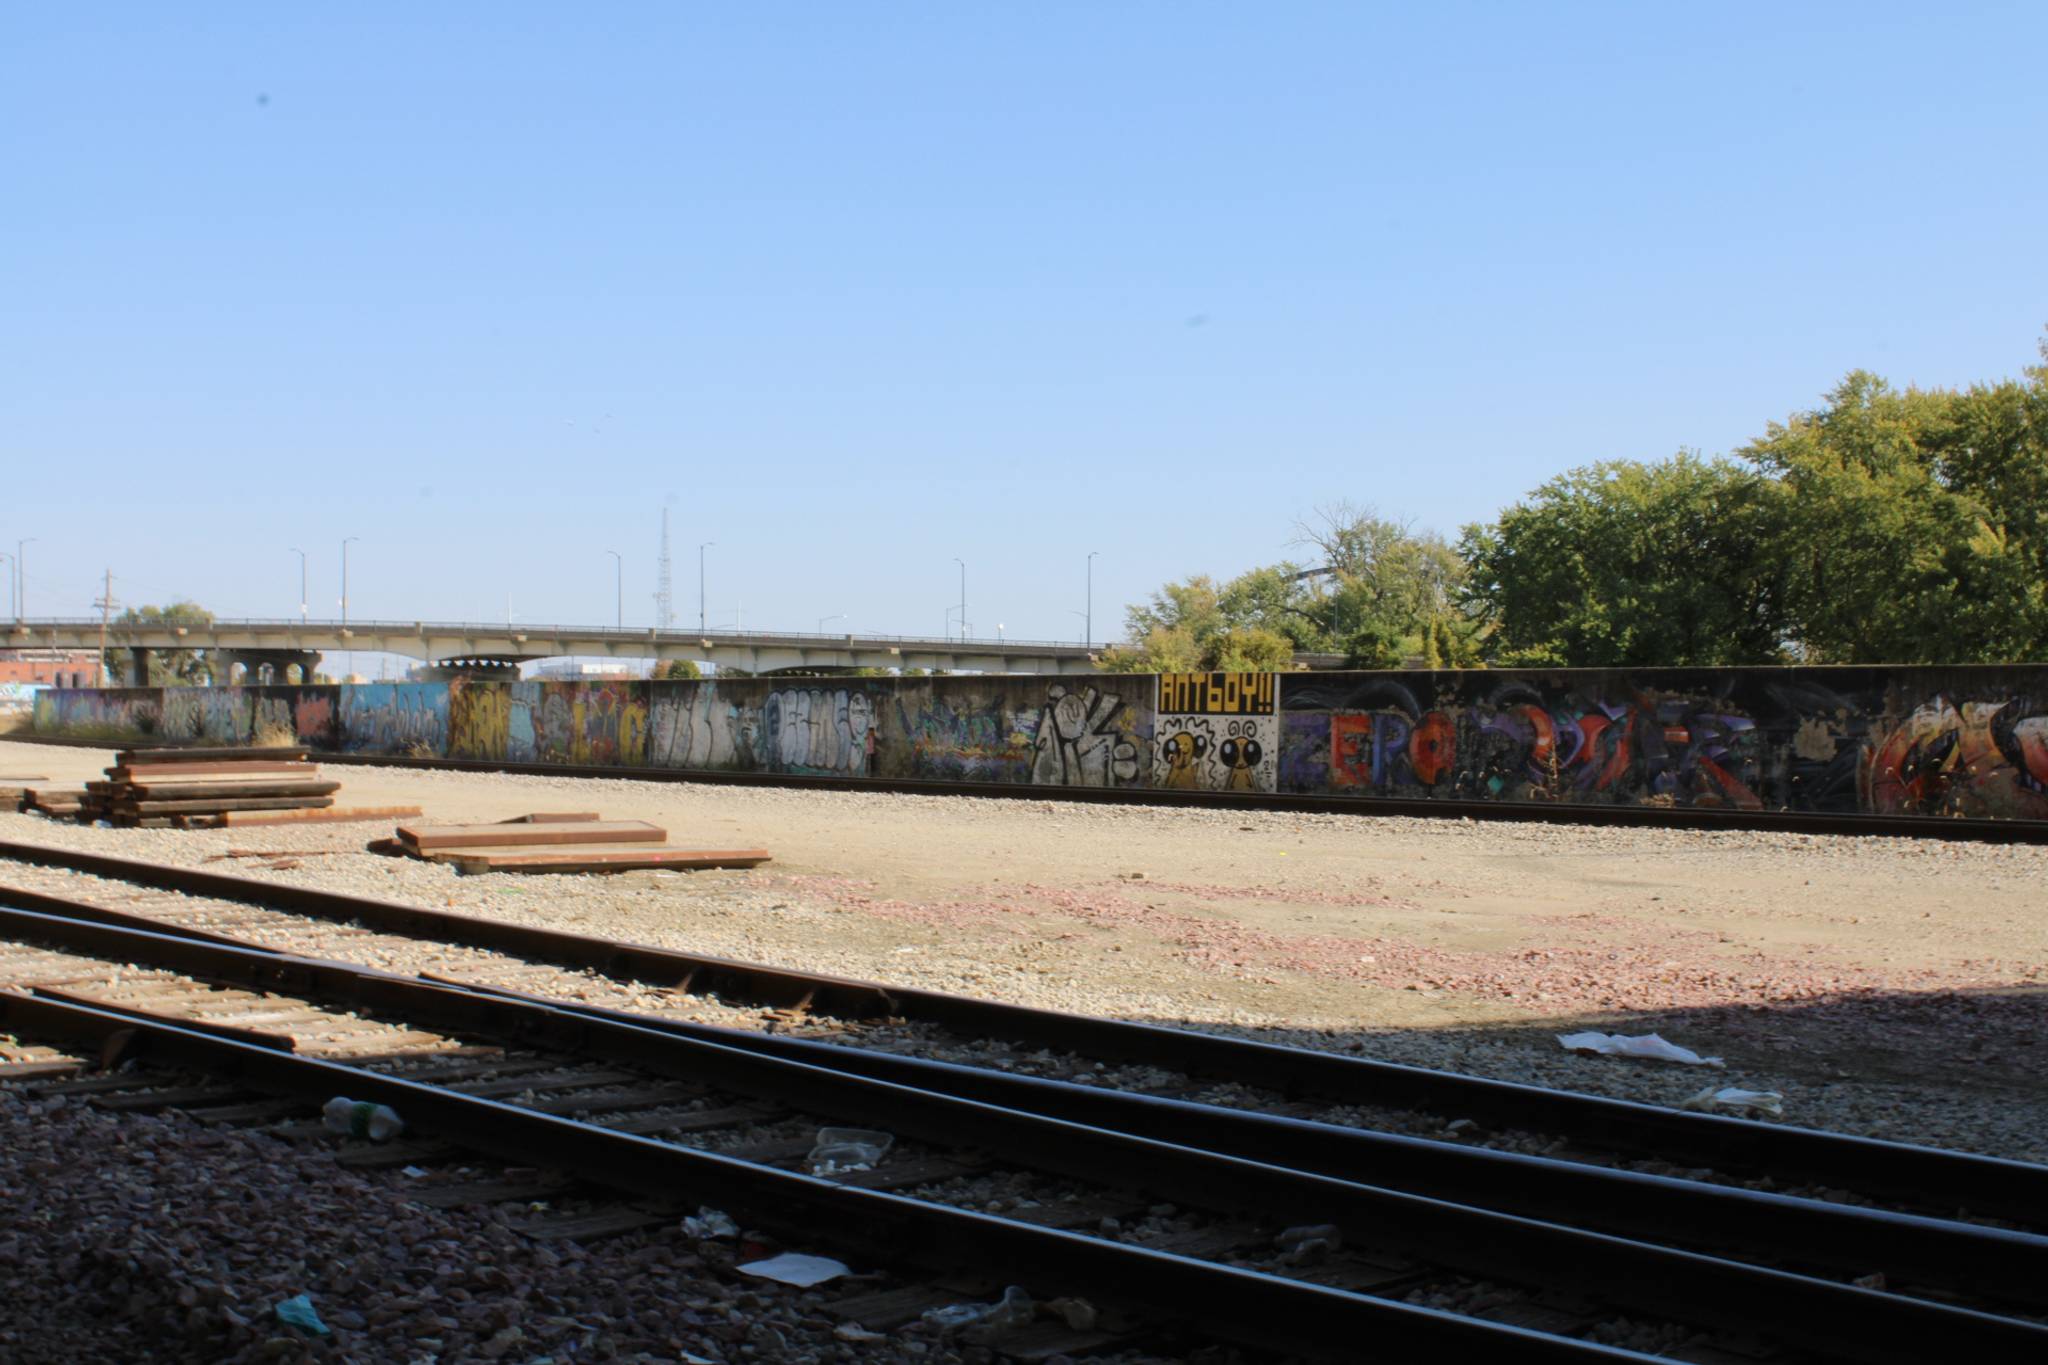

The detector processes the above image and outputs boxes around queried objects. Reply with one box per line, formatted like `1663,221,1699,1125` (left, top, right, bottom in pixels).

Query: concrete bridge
2,617,1351,683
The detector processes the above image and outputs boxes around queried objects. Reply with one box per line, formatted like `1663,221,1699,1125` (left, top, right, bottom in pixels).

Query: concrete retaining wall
29,666,2048,821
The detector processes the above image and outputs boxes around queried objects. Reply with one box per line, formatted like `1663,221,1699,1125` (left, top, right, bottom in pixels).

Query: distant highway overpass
4,616,1345,681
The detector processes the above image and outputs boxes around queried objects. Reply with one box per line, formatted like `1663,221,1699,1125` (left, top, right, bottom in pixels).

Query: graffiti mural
32,687,162,741
648,681,879,776
1280,674,1765,807
447,679,511,761
26,667,2048,825
339,683,449,755
1029,684,1144,786
1859,695,2048,820
1154,671,1277,792
289,689,340,749
882,677,1151,786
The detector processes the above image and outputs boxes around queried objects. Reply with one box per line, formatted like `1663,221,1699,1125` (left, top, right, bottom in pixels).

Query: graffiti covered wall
647,680,881,776
1154,671,1277,793
880,677,1151,787
24,665,2048,823
340,683,449,755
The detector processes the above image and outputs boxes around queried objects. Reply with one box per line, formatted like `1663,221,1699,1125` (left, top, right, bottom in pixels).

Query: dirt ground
4,737,2045,1160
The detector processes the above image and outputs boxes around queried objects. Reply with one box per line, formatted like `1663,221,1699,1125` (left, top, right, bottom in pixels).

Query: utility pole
1086,550,1098,648
653,508,674,630
93,568,117,686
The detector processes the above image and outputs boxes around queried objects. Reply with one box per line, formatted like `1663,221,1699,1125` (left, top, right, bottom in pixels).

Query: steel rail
4,873,2036,1303
0,991,1641,1365
0,901,2042,1363
442,978,2048,1306
17,877,2048,1304
4,837,2045,1225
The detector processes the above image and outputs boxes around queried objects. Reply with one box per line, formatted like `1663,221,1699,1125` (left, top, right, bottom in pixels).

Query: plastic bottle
322,1096,405,1141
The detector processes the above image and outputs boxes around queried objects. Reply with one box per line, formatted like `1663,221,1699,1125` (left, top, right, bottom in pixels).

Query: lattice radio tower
653,507,675,630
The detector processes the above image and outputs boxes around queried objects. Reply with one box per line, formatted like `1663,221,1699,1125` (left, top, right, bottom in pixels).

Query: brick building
0,648,102,687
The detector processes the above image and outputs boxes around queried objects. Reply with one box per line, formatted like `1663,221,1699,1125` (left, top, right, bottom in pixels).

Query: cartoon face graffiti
1220,720,1262,793
1160,729,1208,789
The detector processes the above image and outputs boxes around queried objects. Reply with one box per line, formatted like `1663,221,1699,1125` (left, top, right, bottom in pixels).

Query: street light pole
17,538,37,619
606,550,622,629
1086,550,1098,649
953,558,966,642
818,613,845,633
289,548,307,624
698,542,715,634
341,537,359,627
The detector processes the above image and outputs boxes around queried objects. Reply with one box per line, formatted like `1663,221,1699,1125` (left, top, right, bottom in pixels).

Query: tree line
1106,338,2048,671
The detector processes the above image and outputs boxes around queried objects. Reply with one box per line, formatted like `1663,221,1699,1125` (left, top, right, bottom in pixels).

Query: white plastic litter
681,1206,739,1239
922,1285,1034,1336
737,1252,852,1287
807,1126,894,1175
1681,1086,1785,1116
321,1096,405,1140
1557,1031,1725,1068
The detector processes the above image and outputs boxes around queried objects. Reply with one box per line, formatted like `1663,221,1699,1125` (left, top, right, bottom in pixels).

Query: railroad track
12,730,2046,842
2,841,2046,1361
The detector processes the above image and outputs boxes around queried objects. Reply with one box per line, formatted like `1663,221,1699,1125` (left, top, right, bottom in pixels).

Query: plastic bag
1681,1086,1785,1116
807,1126,893,1175
1557,1031,1725,1068
922,1285,1033,1336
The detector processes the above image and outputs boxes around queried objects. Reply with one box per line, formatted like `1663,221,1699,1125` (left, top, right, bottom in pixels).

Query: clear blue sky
7,4,2045,647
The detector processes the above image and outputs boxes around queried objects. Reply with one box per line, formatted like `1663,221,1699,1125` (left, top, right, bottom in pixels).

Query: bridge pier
208,649,322,686
116,648,154,687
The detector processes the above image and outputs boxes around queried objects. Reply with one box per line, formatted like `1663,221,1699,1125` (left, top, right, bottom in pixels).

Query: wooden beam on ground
445,847,773,875
113,795,337,815
396,819,667,852
206,804,424,829
114,780,342,800
111,761,316,780
115,746,310,764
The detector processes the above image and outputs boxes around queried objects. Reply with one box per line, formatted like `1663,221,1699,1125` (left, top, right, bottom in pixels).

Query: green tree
114,601,215,684
1459,454,1791,667
657,658,703,680
1112,504,1479,670
1739,356,2048,662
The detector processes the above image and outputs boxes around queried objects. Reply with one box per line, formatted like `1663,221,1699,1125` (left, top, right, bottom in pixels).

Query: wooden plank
113,795,336,815
117,780,341,799
447,847,772,875
116,746,310,763
396,819,667,851
415,840,670,861
111,760,316,780
498,812,602,823
210,804,422,828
